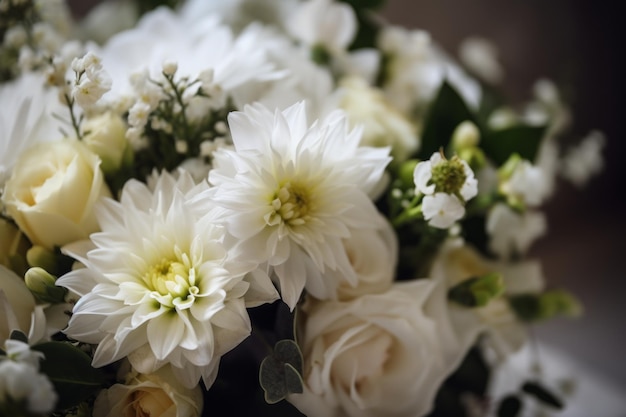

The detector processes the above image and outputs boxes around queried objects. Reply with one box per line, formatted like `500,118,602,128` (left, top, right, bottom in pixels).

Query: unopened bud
24,267,66,303
452,120,480,150
26,246,57,274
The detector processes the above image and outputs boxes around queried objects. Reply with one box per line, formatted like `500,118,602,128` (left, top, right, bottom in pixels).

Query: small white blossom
458,37,504,84
413,152,478,202
504,160,546,207
486,203,547,259
0,360,57,414
162,60,178,76
561,130,605,187
422,193,465,229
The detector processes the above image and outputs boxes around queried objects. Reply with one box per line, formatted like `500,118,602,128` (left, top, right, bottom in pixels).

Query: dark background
67,0,625,388
382,0,626,388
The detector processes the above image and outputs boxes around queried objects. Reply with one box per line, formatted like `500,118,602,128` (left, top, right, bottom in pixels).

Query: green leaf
9,329,28,343
509,294,541,322
497,395,523,417
419,82,476,160
259,340,304,404
481,125,546,166
339,0,386,10
31,342,107,412
522,381,564,410
448,273,504,308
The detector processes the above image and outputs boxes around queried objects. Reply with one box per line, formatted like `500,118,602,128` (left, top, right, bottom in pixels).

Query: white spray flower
486,203,547,259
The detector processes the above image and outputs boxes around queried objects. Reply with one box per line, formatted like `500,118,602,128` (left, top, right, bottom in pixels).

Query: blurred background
67,0,625,395
382,0,626,391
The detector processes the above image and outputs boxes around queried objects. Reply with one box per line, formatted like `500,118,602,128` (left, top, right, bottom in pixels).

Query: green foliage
31,342,107,412
510,290,583,322
497,395,523,417
419,82,476,160
481,124,546,165
259,340,304,404
522,381,564,410
448,273,504,308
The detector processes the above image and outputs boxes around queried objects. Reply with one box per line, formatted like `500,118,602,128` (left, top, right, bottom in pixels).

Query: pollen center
144,254,199,310
266,182,311,227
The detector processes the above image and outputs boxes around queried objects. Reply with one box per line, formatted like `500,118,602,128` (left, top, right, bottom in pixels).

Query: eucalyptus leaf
419,81,476,160
32,342,107,412
522,381,564,410
259,339,304,404
481,124,546,166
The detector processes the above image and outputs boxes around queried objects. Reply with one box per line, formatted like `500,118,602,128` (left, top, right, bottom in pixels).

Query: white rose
93,366,203,417
0,265,36,344
430,242,544,357
288,280,479,417
82,111,130,174
337,76,418,162
336,219,398,300
3,139,112,250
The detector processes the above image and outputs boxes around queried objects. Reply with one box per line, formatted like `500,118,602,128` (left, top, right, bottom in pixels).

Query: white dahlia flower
208,101,391,309
57,171,278,388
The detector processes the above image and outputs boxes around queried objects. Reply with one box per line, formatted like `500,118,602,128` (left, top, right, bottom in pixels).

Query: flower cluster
0,0,603,416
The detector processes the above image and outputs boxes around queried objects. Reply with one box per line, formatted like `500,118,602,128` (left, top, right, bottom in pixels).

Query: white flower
97,8,282,109
335,217,398,301
560,130,605,187
0,360,57,414
458,37,504,84
422,193,465,229
502,159,546,207
57,171,279,388
486,203,547,259
334,76,419,162
0,73,64,187
3,339,44,368
82,111,129,174
288,280,478,417
286,0,356,53
378,26,482,114
413,152,478,228
93,365,203,417
208,101,391,309
2,139,112,250
413,152,478,201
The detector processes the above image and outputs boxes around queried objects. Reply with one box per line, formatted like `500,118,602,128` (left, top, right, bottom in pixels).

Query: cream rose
0,265,36,344
2,139,112,250
430,242,545,357
288,280,479,417
335,219,398,300
337,76,418,162
93,366,203,417
82,111,130,174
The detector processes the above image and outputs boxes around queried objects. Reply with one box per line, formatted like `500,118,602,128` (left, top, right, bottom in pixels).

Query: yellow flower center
265,182,312,227
144,254,198,310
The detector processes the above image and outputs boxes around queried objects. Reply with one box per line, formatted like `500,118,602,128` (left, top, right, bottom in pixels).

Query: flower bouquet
0,0,605,416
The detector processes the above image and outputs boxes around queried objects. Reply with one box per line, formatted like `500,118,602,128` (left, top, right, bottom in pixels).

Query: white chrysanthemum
96,7,282,109
208,101,391,309
57,171,278,388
